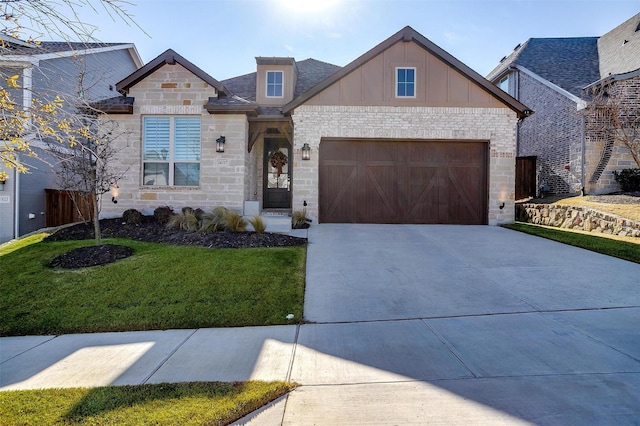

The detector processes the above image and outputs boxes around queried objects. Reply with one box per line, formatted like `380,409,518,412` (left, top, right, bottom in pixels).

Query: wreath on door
269,150,288,177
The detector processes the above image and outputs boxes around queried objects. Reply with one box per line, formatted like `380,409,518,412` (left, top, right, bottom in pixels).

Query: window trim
266,70,284,98
395,66,416,98
142,115,201,187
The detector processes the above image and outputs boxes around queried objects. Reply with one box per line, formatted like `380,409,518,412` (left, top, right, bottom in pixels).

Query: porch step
247,214,292,234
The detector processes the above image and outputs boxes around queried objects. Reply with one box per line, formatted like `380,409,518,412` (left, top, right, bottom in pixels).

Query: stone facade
516,203,640,238
101,63,249,217
516,72,583,195
291,105,519,225
583,74,640,194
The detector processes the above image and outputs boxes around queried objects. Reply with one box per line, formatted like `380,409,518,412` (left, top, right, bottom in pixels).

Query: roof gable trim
514,65,587,109
283,26,532,118
116,49,229,95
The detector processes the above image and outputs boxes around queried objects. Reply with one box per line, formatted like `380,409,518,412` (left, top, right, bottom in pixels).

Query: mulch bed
46,216,307,269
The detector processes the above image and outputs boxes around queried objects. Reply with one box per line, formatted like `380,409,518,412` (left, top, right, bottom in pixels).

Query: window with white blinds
143,116,201,186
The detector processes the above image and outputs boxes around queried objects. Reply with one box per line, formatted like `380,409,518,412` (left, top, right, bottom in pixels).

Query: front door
263,138,291,209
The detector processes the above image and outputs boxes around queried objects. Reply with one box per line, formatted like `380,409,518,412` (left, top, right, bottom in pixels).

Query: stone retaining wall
516,203,640,238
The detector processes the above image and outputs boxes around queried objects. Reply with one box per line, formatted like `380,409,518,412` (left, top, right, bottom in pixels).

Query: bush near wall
613,168,640,192
516,203,640,238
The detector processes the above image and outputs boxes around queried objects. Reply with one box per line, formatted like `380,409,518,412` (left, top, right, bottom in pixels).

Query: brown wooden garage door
319,139,488,224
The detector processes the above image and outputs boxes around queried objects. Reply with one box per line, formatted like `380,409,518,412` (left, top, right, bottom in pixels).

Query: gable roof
597,12,640,77
116,48,229,95
0,39,143,68
487,37,600,97
284,26,532,118
221,58,341,103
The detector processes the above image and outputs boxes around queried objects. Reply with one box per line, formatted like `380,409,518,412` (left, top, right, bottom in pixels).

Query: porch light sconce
0,179,5,191
301,143,311,160
110,185,119,204
216,136,226,153
499,202,505,210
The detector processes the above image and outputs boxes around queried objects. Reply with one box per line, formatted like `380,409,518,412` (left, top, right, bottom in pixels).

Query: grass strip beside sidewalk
0,381,295,425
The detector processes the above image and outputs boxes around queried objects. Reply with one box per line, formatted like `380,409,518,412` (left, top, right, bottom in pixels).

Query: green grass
0,238,306,336
0,381,295,425
504,223,640,264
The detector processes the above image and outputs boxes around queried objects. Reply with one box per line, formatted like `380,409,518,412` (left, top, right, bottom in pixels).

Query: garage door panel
363,165,398,222
320,164,358,222
319,139,487,224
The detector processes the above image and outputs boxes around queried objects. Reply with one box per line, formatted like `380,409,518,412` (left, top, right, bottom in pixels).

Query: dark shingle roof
221,58,341,103
0,40,127,55
487,37,600,97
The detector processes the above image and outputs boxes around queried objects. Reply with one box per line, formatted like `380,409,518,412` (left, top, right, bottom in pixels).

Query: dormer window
266,71,283,97
396,67,416,98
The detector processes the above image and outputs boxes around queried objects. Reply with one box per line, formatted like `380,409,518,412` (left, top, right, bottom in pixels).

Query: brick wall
291,105,518,225
101,63,249,217
516,72,583,195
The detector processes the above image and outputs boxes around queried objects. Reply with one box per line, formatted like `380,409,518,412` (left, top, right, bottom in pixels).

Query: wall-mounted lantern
301,143,311,160
110,184,119,204
0,178,5,191
216,136,226,153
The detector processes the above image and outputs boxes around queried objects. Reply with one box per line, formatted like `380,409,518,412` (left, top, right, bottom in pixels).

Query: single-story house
97,26,531,226
0,38,142,243
487,13,640,198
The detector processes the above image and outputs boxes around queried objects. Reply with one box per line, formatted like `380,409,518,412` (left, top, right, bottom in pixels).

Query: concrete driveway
2,224,639,424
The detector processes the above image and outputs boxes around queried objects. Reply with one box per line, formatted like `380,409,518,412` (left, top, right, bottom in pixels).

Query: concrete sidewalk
2,225,640,424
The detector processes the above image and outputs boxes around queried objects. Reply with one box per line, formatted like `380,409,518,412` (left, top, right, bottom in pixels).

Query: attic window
396,67,416,98
266,71,283,98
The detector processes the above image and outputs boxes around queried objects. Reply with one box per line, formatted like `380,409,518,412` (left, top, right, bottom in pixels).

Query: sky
51,0,640,80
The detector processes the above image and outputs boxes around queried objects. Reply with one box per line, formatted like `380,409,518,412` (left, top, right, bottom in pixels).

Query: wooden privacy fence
45,189,94,227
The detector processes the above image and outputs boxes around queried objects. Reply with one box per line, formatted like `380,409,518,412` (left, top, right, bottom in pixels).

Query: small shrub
122,209,142,225
201,206,229,232
292,209,310,229
167,207,200,232
154,206,173,224
248,215,267,233
613,168,640,192
220,210,247,232
194,208,205,221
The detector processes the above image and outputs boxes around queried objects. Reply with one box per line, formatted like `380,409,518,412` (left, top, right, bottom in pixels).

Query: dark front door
264,138,291,209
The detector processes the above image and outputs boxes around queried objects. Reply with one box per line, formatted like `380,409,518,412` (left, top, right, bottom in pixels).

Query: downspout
580,114,586,196
13,164,19,238
14,64,34,238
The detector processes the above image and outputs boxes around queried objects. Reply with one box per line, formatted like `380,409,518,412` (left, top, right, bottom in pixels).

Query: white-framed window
499,75,511,94
143,116,201,187
266,70,284,97
396,67,416,98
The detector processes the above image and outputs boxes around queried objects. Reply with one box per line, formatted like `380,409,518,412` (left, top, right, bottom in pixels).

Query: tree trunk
90,169,102,246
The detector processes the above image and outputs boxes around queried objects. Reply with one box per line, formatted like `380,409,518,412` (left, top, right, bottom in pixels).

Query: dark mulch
45,216,307,269
48,244,135,269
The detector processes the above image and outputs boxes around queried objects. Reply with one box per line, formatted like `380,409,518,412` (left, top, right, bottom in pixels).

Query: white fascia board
514,65,588,111
1,43,138,62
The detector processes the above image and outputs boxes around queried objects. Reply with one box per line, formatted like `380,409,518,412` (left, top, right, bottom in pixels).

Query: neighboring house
487,13,640,198
0,37,142,243
97,26,530,226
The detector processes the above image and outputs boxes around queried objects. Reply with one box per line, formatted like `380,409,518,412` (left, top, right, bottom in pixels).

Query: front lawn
0,238,306,336
0,381,294,425
504,222,640,264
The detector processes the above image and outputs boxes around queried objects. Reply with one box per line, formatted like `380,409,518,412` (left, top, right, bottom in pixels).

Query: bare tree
584,81,640,170
46,113,130,245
